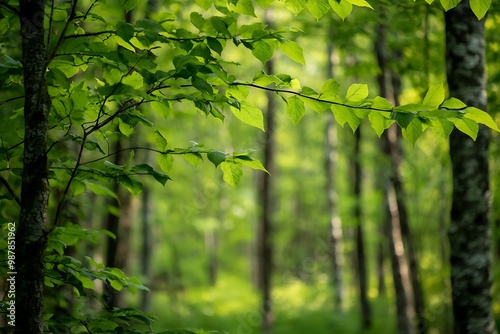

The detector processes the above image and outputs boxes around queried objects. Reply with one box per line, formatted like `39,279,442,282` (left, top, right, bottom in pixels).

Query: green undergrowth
144,266,500,334
149,275,397,334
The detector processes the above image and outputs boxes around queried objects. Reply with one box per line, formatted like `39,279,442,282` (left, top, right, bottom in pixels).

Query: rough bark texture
16,1,50,333
257,56,276,334
325,31,344,312
352,129,371,329
445,2,497,333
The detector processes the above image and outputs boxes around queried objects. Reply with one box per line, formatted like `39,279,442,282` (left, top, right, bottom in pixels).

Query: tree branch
64,30,115,39
47,0,79,61
232,82,394,113
0,95,24,106
0,1,20,15
0,176,21,206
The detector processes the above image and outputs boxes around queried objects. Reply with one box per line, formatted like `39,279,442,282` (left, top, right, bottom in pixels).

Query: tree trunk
352,128,371,329
386,182,416,334
256,54,276,334
445,2,497,333
16,1,50,333
140,175,152,312
104,137,136,309
325,27,345,312
375,22,417,334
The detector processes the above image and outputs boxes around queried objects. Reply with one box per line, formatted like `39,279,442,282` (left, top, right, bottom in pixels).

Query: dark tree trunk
16,1,50,333
104,137,136,309
325,27,344,312
375,22,417,334
352,128,371,329
140,180,152,311
256,55,276,334
445,2,497,333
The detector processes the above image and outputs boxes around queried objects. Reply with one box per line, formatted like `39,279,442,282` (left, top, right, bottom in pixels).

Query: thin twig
64,30,115,39
0,1,20,15
0,96,24,106
0,176,21,206
47,0,79,61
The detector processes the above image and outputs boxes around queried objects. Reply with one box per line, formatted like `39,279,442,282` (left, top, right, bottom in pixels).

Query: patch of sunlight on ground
185,275,259,316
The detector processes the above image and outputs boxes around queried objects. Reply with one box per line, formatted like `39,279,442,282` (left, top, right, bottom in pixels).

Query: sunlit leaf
346,0,373,9
286,96,306,124
470,0,491,19
230,101,265,131
220,160,243,187
279,41,305,65
463,107,499,131
423,84,445,109
345,83,368,103
329,0,353,19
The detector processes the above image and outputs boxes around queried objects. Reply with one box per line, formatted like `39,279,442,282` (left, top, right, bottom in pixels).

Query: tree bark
325,26,345,312
256,55,276,334
16,1,50,333
352,128,371,329
445,2,497,333
375,22,417,334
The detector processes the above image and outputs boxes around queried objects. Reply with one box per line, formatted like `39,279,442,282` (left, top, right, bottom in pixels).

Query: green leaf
441,97,466,110
463,107,499,131
207,151,227,167
190,12,206,30
251,40,275,64
220,160,243,187
432,118,454,139
452,117,479,140
401,118,423,145
131,164,170,185
116,22,135,42
255,0,274,7
440,0,460,10
368,111,394,137
306,0,331,19
151,100,171,118
230,101,265,131
155,131,168,151
391,112,414,128
195,0,212,9
85,182,119,201
157,154,174,173
227,85,249,100
470,0,491,19
279,41,305,65
235,156,269,174
371,96,393,110
331,105,361,132
423,84,445,109
329,0,353,19
183,153,203,166
207,37,223,55
117,175,144,195
286,96,306,124
320,79,340,99
192,75,214,95
233,0,256,16
345,83,368,103
346,0,373,8
284,0,305,14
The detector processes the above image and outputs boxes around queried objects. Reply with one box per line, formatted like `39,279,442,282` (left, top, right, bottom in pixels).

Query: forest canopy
0,0,499,333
